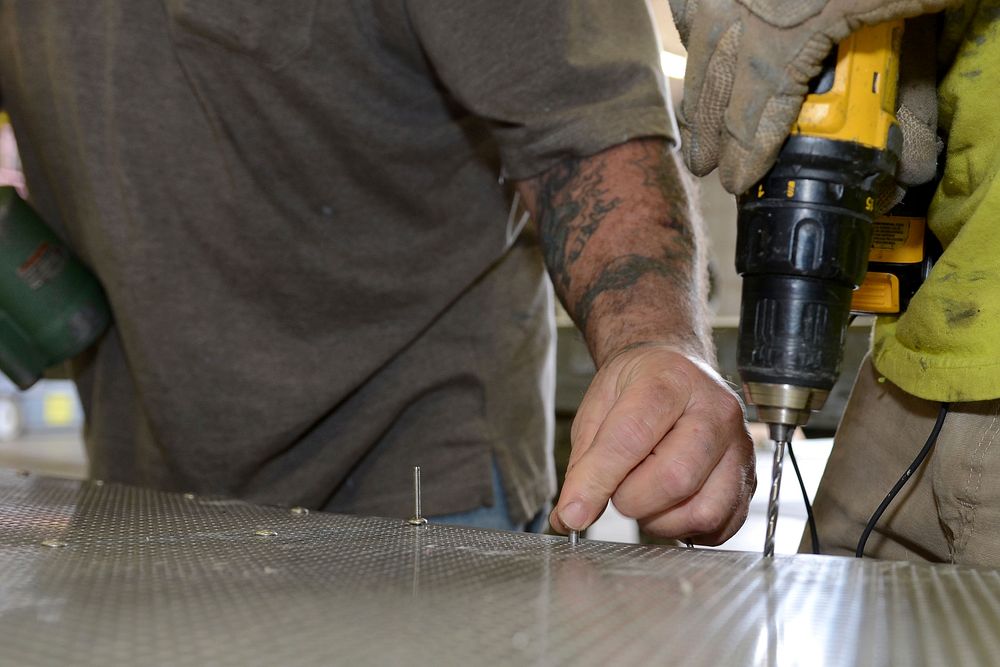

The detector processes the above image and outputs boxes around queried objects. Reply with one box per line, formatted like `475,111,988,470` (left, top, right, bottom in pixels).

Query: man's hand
553,343,754,543
669,0,960,194
518,139,755,543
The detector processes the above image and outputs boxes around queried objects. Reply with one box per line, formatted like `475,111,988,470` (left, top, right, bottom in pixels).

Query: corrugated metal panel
0,470,997,666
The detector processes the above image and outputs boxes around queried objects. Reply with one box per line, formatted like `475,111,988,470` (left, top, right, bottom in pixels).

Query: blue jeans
430,461,549,533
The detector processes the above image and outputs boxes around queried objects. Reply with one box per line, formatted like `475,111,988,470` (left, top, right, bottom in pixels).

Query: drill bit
763,432,790,558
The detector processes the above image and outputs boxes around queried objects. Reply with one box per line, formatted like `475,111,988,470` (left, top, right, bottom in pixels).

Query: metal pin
253,529,277,538
407,466,428,526
289,506,309,516
568,530,579,546
41,539,67,548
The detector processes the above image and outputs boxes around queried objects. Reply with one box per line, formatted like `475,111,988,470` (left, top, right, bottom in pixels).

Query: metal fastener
290,506,309,515
568,530,579,546
253,529,277,538
407,466,428,526
41,539,67,548
182,492,196,500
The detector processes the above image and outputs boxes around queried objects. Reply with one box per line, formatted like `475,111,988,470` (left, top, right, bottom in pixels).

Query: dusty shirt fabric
0,1,674,522
872,1,1000,402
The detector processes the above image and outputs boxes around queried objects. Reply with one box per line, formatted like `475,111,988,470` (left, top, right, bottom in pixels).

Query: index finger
551,379,688,533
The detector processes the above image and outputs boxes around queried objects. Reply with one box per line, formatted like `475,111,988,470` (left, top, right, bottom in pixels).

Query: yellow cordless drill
734,22,905,556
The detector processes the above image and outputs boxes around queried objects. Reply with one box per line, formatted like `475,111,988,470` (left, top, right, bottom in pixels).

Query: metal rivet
290,507,309,515
183,493,196,500
93,480,105,487
254,529,277,538
407,466,427,527
41,539,67,548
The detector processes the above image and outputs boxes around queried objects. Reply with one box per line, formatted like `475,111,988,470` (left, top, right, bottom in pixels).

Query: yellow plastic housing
852,272,900,313
869,215,925,263
793,20,903,150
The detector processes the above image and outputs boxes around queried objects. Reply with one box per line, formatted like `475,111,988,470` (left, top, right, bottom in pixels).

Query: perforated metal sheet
1,470,999,666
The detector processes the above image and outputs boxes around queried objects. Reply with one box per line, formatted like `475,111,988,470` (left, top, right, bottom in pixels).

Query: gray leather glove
669,0,961,195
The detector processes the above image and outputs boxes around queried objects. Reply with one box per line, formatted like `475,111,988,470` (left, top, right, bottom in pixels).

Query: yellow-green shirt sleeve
873,1,1000,402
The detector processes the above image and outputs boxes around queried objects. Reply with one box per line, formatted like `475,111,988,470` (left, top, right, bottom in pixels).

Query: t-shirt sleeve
405,0,677,180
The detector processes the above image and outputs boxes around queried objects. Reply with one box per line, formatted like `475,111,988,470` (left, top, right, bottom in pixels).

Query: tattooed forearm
531,158,622,292
574,250,686,333
517,138,709,365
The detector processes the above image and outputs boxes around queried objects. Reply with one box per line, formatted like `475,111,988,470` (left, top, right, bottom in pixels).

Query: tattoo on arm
524,140,698,339
532,158,622,293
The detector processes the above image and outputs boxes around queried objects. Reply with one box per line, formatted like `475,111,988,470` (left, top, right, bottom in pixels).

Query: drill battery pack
851,183,942,316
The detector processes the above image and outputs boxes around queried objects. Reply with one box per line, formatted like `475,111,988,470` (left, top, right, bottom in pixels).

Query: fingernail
559,501,588,531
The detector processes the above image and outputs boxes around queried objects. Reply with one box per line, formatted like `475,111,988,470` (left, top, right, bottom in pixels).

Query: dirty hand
668,0,961,194
551,344,756,545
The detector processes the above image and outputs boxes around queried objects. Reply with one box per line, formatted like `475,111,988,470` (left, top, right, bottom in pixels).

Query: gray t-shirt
0,0,674,523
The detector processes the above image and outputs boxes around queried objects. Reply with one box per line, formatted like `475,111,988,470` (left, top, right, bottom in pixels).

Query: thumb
678,22,743,177
716,30,833,194
717,92,804,194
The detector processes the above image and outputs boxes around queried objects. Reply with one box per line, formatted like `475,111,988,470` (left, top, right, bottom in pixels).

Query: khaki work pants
802,355,1000,568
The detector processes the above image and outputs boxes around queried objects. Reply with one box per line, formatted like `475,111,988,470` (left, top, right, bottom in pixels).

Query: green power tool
0,186,110,389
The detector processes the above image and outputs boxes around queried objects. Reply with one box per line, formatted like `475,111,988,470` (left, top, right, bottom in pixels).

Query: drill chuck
736,133,899,427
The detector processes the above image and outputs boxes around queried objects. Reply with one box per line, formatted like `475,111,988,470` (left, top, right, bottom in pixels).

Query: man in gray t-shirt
0,1,754,543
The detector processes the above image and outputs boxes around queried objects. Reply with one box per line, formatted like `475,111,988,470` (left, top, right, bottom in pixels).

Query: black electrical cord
855,402,950,558
787,441,820,554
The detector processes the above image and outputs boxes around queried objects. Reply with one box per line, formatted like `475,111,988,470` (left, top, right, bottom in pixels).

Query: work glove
880,13,941,210
668,0,961,195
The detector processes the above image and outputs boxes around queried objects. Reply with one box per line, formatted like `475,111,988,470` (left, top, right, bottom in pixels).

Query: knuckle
605,414,657,461
629,375,679,412
688,500,729,536
610,491,639,519
655,457,700,501
724,426,754,465
636,515,672,540
719,392,746,423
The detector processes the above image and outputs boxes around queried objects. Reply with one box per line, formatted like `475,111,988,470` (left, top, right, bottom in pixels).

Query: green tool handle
0,187,110,389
